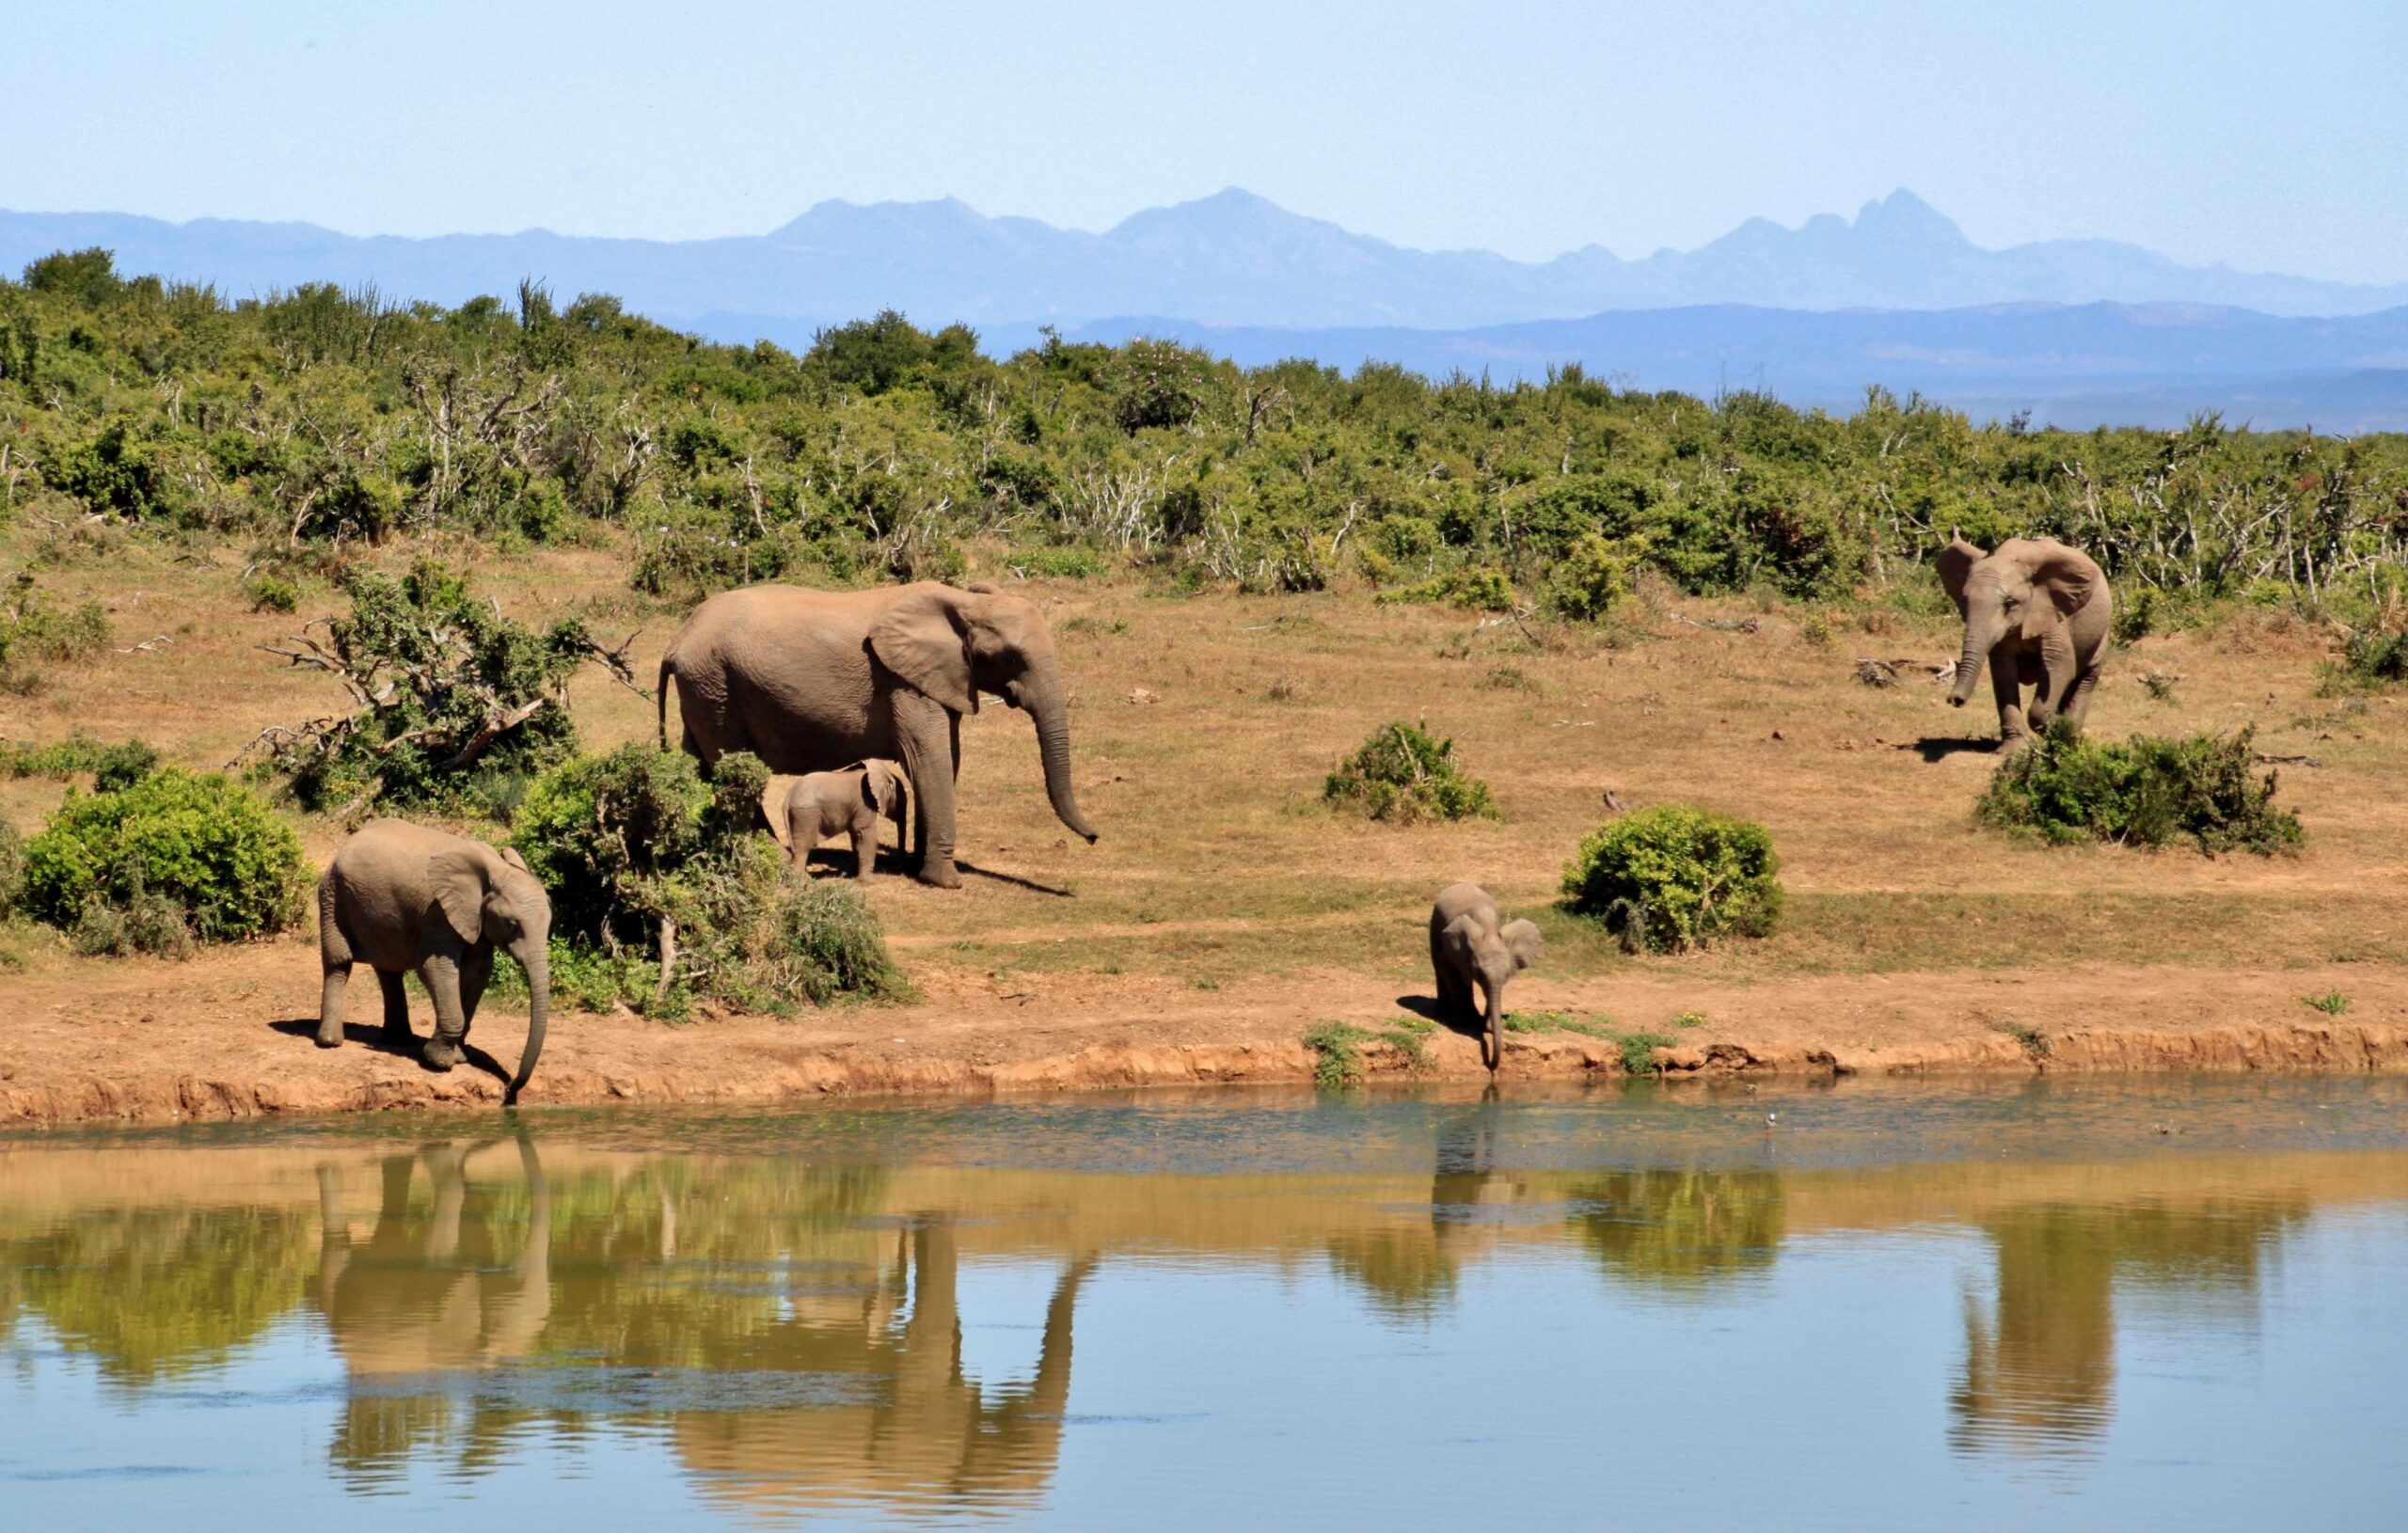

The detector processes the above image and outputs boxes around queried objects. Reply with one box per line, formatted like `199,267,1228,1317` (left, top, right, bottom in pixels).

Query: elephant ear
867,589,977,715
857,764,897,818
428,846,494,947
497,846,530,874
1936,538,1984,618
1502,918,1543,972
2027,542,2102,621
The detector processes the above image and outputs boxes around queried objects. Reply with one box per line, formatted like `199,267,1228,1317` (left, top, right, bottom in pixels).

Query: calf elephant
657,580,1098,888
1429,882,1543,1072
1939,537,2112,746
316,820,550,1102
773,760,911,877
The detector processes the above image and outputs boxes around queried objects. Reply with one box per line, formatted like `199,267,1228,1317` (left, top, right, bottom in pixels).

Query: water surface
4,1078,2403,1529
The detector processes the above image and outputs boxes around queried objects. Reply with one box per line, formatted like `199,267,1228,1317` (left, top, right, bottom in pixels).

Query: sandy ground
5,937,2405,1128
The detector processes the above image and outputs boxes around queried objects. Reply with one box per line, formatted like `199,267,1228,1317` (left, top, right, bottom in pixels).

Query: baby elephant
1429,881,1543,1072
780,760,911,877
317,820,551,1102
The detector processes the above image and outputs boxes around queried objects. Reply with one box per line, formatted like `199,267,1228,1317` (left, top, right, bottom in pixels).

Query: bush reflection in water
0,1096,2383,1517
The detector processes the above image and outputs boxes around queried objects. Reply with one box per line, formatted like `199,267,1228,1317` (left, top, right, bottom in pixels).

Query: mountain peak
1852,188,1969,247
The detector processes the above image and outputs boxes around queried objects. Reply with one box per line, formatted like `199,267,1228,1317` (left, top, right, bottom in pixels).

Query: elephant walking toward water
1938,537,2112,746
657,581,1099,889
316,820,551,1101
1430,882,1543,1072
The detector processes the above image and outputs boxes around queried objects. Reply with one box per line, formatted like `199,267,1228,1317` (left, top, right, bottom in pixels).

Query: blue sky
6,1,2403,282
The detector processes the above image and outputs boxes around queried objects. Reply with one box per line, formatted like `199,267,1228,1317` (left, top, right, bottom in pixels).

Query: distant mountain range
5,190,2406,428
6,189,2405,331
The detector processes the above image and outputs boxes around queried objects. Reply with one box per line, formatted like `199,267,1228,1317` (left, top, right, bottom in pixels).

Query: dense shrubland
1977,726,2304,854
4,248,2405,626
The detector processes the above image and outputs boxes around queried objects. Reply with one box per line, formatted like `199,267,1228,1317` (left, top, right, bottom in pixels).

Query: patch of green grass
1990,1019,2052,1061
1505,1010,1612,1038
1611,1030,1678,1076
1304,1017,1439,1088
2303,989,2351,1016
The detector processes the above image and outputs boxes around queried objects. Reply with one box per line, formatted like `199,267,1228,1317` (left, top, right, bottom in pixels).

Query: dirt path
6,940,2404,1128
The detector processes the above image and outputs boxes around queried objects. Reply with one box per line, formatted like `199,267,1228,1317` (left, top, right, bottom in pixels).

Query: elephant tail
656,654,675,751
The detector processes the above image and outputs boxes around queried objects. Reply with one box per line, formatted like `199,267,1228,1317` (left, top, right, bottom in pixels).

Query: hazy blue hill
8,188,2404,329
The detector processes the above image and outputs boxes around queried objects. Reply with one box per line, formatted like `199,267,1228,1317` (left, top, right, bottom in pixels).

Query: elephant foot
313,1024,342,1050
422,1036,463,1072
916,861,963,890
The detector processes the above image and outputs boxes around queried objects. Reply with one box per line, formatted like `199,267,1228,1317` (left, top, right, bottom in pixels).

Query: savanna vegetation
2,246,2404,1057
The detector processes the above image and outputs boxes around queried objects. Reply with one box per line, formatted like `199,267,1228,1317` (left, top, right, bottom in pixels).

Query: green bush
242,569,301,613
1546,533,1634,622
1560,804,1782,952
1976,725,2303,854
0,571,109,690
262,559,619,811
20,769,309,951
2328,625,2408,691
1323,720,1497,824
1,735,158,787
511,746,903,1011
0,817,23,919
1380,566,1516,612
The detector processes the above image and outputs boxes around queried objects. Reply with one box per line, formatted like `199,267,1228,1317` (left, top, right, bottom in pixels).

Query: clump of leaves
19,769,309,952
1612,1030,1679,1076
1545,533,1632,623
511,746,905,1012
0,570,110,692
1,735,159,789
1560,804,1782,952
2303,989,2351,1016
256,559,637,812
1324,720,1497,824
0,818,24,919
1989,1019,2052,1061
1381,566,1516,612
1976,725,2302,855
1671,1010,1705,1029
1301,1019,1436,1089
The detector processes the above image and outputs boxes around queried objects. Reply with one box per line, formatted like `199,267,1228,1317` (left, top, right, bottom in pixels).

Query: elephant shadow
794,845,920,879
1393,992,1484,1051
1905,736,2003,764
269,1017,515,1086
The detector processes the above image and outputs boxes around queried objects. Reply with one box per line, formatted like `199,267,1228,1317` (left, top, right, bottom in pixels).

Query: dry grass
6,530,2403,1001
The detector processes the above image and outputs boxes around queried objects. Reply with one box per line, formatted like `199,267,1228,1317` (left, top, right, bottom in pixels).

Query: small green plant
19,769,309,952
2140,670,2180,702
2323,625,2408,692
1990,1019,2052,1061
1,735,159,788
2114,586,2162,643
1324,720,1497,824
1476,666,1535,691
242,568,302,613
1506,1010,1611,1038
1302,1018,1436,1088
0,570,109,692
1612,1030,1678,1076
2303,989,2352,1016
1671,1010,1705,1029
1545,534,1632,623
1560,804,1782,952
1977,725,2302,855
0,818,24,919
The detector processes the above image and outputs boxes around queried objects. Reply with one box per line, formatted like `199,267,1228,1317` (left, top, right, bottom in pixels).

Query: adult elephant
658,580,1098,888
1939,537,2112,747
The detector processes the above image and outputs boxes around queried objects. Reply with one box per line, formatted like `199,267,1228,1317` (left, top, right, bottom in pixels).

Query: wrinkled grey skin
777,760,911,877
1429,881,1544,1072
1939,536,2113,747
658,580,1098,889
317,819,551,1102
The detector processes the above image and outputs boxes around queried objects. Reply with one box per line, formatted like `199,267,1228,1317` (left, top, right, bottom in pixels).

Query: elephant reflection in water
672,1219,1097,1519
1952,1196,2305,1458
312,1137,550,1479
1327,1097,1525,1321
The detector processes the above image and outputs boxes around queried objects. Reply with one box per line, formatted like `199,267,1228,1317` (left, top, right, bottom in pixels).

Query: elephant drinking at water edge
658,580,1099,888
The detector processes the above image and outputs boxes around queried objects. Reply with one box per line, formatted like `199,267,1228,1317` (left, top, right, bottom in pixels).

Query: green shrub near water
1976,725,2303,854
1323,721,1497,824
510,745,906,1011
19,768,309,953
1560,804,1783,953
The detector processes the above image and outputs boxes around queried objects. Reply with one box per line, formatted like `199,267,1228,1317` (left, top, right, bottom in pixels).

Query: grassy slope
6,527,2401,1021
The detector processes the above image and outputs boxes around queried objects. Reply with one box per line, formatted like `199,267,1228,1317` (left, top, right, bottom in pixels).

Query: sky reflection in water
2,1078,2403,1530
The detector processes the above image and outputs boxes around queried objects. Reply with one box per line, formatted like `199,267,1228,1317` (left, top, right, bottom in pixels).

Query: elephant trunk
505,940,548,1106
1027,687,1100,845
1950,613,2001,706
1481,986,1504,1073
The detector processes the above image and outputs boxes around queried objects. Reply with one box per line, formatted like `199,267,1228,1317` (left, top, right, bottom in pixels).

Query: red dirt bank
5,943,2404,1128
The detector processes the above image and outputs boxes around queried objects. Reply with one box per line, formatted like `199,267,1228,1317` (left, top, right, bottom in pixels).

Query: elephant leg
895,696,961,888
850,816,877,878
316,962,352,1050
2062,662,2102,734
1989,646,2031,747
459,947,494,1035
420,955,467,1071
376,969,414,1046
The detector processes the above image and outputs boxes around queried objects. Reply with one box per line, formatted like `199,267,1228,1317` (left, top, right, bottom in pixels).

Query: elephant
316,819,550,1101
771,760,911,877
1429,881,1543,1071
1939,537,2112,746
657,579,1098,888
